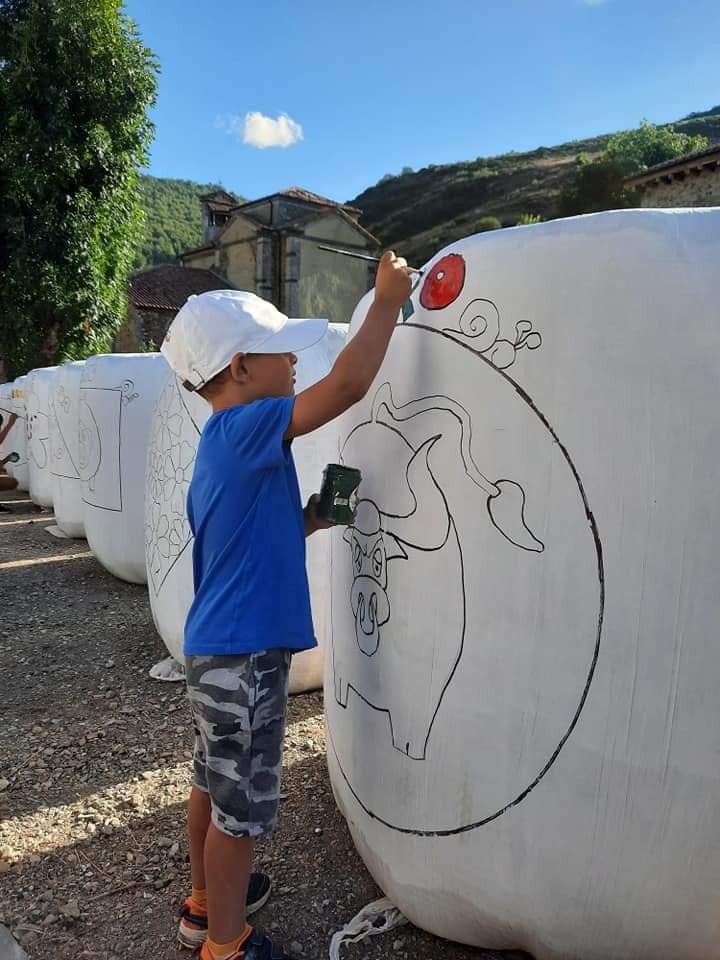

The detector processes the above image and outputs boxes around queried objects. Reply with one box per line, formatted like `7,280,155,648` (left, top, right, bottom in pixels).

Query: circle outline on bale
327,322,605,836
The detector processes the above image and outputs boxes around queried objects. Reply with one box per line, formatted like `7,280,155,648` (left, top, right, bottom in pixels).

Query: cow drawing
333,382,542,760
26,388,49,470
336,434,464,760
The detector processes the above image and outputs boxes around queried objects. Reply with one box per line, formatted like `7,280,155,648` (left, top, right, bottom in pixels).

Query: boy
161,251,412,960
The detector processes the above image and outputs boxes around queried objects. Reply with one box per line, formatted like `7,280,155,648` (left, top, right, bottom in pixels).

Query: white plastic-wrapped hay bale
80,353,167,583
26,367,58,507
49,361,86,537
0,382,17,460
289,323,347,692
326,209,720,960
145,324,347,691
145,369,211,661
6,376,29,491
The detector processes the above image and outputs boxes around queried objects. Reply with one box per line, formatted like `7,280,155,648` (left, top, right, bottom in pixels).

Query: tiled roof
206,198,237,213
129,265,230,312
199,190,238,206
282,186,361,214
238,186,361,217
625,145,720,186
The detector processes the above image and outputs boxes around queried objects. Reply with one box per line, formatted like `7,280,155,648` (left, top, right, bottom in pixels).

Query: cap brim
261,317,328,354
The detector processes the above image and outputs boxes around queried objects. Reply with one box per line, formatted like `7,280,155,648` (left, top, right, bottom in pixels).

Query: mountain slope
136,176,241,269
351,108,720,265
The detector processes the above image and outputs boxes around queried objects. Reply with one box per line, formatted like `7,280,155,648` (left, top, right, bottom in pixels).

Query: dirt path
0,491,527,960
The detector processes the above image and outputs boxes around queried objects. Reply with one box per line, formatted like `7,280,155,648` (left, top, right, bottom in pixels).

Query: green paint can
318,463,362,526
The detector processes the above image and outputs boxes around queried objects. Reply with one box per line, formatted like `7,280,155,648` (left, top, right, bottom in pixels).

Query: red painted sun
419,254,466,310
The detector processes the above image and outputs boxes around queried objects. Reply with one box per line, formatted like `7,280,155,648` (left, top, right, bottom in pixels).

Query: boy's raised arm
286,251,412,439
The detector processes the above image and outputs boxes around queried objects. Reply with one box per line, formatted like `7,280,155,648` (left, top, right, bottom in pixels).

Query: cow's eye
372,548,383,578
354,542,362,572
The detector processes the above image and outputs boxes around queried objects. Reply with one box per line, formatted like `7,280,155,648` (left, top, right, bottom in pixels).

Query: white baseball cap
161,289,328,391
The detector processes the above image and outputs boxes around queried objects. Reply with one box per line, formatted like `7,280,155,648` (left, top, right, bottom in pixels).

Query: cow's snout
350,575,390,656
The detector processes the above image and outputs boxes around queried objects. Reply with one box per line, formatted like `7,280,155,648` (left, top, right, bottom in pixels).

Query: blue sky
123,0,720,204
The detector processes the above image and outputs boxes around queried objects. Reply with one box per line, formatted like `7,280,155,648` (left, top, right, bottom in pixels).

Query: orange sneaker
192,928,303,959
177,873,272,949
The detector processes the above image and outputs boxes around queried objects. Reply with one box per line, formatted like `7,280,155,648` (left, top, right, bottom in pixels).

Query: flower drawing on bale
145,376,199,594
163,441,195,518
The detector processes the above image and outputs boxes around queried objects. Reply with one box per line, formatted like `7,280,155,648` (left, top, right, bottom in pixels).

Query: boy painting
160,251,412,960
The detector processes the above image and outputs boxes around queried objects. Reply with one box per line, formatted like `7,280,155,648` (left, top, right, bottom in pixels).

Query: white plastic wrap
0,382,17,462
80,353,168,583
6,376,29,491
145,324,347,692
26,367,58,507
49,361,86,537
145,368,211,661
290,324,347,692
326,209,720,960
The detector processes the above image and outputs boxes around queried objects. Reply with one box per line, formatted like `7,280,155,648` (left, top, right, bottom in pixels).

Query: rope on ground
329,897,408,959
148,655,185,682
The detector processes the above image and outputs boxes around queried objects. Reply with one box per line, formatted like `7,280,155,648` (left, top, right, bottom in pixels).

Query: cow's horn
370,382,499,498
383,435,451,551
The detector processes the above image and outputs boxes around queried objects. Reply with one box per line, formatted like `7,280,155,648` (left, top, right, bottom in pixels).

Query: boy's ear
229,353,249,383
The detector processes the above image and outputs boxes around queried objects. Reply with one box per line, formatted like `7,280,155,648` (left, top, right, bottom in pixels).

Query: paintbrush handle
317,244,422,274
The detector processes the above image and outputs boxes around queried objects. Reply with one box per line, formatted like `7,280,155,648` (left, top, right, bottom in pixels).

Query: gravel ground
0,490,529,960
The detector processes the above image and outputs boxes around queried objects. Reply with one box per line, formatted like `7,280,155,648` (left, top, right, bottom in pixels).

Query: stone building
178,187,379,326
625,145,720,207
115,264,230,352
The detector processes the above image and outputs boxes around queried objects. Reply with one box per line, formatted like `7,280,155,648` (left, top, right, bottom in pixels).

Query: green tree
559,122,710,217
0,0,157,377
557,154,630,216
136,177,238,269
604,120,709,174
477,216,502,231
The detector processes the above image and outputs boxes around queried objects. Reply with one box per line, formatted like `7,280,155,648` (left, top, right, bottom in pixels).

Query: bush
477,216,502,232
605,120,709,174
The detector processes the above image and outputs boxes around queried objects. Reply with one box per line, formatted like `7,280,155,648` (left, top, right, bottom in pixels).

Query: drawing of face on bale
341,434,449,658
335,380,544,761
341,381,543,657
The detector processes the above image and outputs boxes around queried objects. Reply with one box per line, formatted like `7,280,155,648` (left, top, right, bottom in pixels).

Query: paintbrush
317,244,423,274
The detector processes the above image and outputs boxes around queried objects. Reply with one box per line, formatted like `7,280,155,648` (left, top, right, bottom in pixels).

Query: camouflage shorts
185,649,291,838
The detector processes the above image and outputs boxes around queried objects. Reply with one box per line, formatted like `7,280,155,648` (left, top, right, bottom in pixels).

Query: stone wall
297,236,372,325
113,304,173,352
295,214,375,324
140,308,174,349
179,248,218,272
640,169,720,208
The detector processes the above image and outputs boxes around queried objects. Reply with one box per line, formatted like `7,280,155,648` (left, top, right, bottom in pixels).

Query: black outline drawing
6,382,28,469
145,375,201,596
78,379,137,512
0,388,24,466
327,322,604,836
50,382,81,480
443,300,542,370
402,251,543,371
333,380,544,762
26,376,50,471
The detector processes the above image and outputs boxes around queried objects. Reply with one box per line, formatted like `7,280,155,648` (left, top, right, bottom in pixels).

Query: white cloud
217,111,303,149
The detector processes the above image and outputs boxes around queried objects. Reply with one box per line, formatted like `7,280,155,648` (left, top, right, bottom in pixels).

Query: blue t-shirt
184,396,316,656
